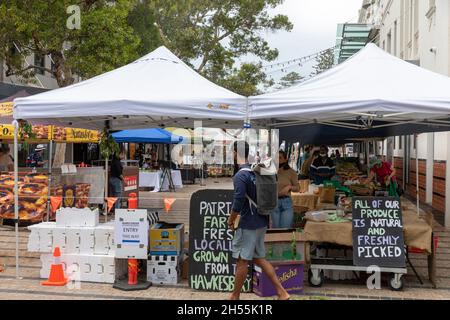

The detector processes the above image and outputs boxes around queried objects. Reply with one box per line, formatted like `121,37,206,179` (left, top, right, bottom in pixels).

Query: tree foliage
0,0,292,95
311,48,335,76
0,0,140,87
148,0,292,95
278,71,303,88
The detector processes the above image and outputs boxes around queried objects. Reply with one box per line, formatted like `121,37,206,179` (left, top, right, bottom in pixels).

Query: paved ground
1,178,450,300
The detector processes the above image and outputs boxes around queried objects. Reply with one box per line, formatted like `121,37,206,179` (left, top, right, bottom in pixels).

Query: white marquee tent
11,46,248,278
249,43,450,130
14,46,247,130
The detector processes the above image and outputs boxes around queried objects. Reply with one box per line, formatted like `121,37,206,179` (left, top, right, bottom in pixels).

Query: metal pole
46,140,53,222
13,120,20,279
365,140,370,176
416,135,420,215
104,122,110,223
104,156,109,222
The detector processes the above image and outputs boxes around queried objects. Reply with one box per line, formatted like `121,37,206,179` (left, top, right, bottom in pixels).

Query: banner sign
0,125,99,143
52,126,99,143
0,124,51,141
0,102,13,117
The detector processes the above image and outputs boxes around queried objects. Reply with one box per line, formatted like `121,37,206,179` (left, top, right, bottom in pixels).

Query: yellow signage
52,126,99,143
65,127,99,143
0,124,51,141
0,124,99,143
0,124,14,139
0,102,13,117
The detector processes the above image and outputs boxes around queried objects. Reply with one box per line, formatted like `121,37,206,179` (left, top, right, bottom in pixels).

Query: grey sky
256,0,363,84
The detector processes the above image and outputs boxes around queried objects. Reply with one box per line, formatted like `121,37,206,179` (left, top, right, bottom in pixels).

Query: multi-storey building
357,0,450,226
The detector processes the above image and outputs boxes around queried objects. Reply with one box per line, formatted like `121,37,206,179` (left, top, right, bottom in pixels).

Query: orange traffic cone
41,247,68,286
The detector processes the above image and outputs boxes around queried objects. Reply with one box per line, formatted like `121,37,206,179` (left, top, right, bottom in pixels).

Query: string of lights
261,44,339,71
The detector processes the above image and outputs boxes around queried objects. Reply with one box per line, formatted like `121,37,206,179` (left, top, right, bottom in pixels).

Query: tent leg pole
365,141,370,176
13,120,20,279
105,159,108,223
416,135,420,215
47,140,53,222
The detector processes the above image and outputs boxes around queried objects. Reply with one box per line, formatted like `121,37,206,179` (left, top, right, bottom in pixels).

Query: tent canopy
14,46,247,130
250,44,450,133
112,128,183,144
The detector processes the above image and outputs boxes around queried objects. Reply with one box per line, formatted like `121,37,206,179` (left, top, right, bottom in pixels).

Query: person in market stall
310,145,336,185
109,152,125,209
271,150,299,229
365,157,401,196
335,149,341,159
142,158,152,170
228,141,290,301
299,148,318,179
26,144,46,168
0,144,14,171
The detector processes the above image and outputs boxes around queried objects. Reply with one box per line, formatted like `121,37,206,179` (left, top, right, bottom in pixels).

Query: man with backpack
227,141,290,301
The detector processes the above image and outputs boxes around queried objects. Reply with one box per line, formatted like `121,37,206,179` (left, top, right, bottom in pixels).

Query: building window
34,53,45,75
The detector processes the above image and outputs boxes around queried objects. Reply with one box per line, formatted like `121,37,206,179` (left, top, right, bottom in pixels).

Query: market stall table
303,209,436,287
139,170,183,192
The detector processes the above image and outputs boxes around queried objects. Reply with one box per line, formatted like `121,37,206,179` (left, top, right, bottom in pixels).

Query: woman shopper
271,150,299,229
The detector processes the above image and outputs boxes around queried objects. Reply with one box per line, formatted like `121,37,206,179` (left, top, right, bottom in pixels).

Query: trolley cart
307,243,408,291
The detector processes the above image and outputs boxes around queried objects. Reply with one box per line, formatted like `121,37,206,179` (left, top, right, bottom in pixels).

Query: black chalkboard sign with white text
352,197,406,268
189,189,252,292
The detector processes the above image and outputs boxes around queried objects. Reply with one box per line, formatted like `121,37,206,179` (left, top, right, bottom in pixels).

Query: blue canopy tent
112,128,183,144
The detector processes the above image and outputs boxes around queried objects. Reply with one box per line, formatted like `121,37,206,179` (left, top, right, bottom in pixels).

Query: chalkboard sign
189,189,252,292
352,197,406,268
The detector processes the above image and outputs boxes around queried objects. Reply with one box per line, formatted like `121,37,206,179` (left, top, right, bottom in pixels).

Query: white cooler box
40,253,115,284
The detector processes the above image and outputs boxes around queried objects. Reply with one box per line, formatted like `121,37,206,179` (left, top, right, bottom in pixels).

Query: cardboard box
149,223,184,256
253,262,304,297
264,230,305,263
147,257,182,285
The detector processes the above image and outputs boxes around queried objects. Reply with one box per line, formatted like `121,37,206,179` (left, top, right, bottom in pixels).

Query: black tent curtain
279,120,450,145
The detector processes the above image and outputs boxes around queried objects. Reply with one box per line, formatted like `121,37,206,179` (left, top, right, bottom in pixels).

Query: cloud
254,0,363,82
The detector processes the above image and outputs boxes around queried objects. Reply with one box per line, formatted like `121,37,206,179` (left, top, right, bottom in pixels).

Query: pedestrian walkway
1,220,450,300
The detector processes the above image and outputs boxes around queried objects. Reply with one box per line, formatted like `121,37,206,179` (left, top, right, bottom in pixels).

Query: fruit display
336,159,366,184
